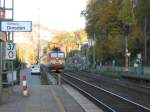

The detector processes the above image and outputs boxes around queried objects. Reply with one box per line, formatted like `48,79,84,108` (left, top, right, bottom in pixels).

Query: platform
0,85,103,112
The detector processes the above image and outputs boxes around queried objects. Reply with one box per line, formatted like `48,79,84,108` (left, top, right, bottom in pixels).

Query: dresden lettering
7,26,26,31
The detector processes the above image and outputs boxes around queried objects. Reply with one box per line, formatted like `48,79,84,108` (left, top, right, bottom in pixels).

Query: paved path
0,68,85,112
0,68,103,112
0,85,86,112
20,68,41,85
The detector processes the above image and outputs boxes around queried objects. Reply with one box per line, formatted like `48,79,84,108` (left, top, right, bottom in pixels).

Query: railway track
62,73,150,112
66,71,150,108
80,71,150,92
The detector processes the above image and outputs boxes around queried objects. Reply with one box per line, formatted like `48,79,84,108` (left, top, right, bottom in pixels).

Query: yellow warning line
50,86,66,112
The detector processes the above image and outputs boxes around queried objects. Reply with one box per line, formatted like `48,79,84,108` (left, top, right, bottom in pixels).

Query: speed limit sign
5,42,16,60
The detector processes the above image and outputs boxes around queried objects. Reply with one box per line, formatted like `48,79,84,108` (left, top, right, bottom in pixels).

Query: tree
51,30,88,56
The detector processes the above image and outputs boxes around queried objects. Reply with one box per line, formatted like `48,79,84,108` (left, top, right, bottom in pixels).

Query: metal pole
93,33,95,68
8,32,10,40
66,46,67,58
144,18,147,65
11,61,14,91
11,0,14,92
131,0,135,19
0,42,2,101
57,74,61,86
86,48,87,69
4,0,5,11
12,0,14,20
125,35,128,71
37,8,40,64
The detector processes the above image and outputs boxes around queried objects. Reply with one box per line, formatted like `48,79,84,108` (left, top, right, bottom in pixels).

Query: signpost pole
11,61,14,92
12,0,14,91
0,42,2,102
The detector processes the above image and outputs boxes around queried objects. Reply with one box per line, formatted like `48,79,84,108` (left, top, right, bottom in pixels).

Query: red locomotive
47,48,65,72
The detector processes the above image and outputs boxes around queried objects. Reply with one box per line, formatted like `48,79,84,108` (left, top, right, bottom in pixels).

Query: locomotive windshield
50,52,64,58
50,53,57,58
58,53,64,58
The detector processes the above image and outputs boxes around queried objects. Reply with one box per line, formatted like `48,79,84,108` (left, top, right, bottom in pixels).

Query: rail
62,73,150,112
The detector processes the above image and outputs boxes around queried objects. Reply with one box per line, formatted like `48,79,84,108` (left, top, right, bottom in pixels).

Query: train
47,47,65,72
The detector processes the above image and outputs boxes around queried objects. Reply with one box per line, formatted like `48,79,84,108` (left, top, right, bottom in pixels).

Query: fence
95,66,145,75
65,62,150,75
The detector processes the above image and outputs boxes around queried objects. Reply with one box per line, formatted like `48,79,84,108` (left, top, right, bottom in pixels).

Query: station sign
0,21,32,32
5,42,16,60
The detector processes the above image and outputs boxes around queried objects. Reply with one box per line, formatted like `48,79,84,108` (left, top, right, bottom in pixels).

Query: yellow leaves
50,30,88,53
118,0,134,26
16,43,36,64
79,30,88,42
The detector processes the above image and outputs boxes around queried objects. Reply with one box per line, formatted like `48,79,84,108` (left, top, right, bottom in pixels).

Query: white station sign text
1,21,32,32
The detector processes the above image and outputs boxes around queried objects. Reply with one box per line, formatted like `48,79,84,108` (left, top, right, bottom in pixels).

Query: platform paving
0,68,104,112
0,85,85,112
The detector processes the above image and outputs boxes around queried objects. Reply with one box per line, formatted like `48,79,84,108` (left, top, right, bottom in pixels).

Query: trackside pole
22,75,29,96
58,74,61,86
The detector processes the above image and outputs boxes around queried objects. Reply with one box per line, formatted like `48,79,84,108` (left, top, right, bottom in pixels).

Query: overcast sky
14,0,87,31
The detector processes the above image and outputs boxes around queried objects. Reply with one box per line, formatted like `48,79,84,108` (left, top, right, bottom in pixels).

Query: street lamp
93,33,96,68
144,18,147,65
88,33,96,68
124,25,129,71
37,8,40,64
127,51,131,69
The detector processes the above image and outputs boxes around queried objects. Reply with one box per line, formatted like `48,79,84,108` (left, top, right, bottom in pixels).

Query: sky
14,0,88,31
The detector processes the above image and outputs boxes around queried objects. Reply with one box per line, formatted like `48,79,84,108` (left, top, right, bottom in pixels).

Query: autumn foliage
85,0,150,66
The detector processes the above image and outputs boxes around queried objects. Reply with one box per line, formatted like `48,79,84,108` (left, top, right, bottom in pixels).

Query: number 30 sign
5,42,16,60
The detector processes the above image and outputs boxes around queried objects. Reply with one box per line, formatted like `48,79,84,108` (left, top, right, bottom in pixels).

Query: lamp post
125,45,128,71
144,18,147,65
88,33,96,69
93,33,96,69
124,25,129,71
37,8,40,64
127,52,131,69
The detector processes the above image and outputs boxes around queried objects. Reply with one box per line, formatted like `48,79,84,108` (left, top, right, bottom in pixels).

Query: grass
41,74,49,85
87,68,123,79
98,71,122,79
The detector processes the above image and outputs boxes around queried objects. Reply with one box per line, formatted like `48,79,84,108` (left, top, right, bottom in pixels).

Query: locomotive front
48,48,65,72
